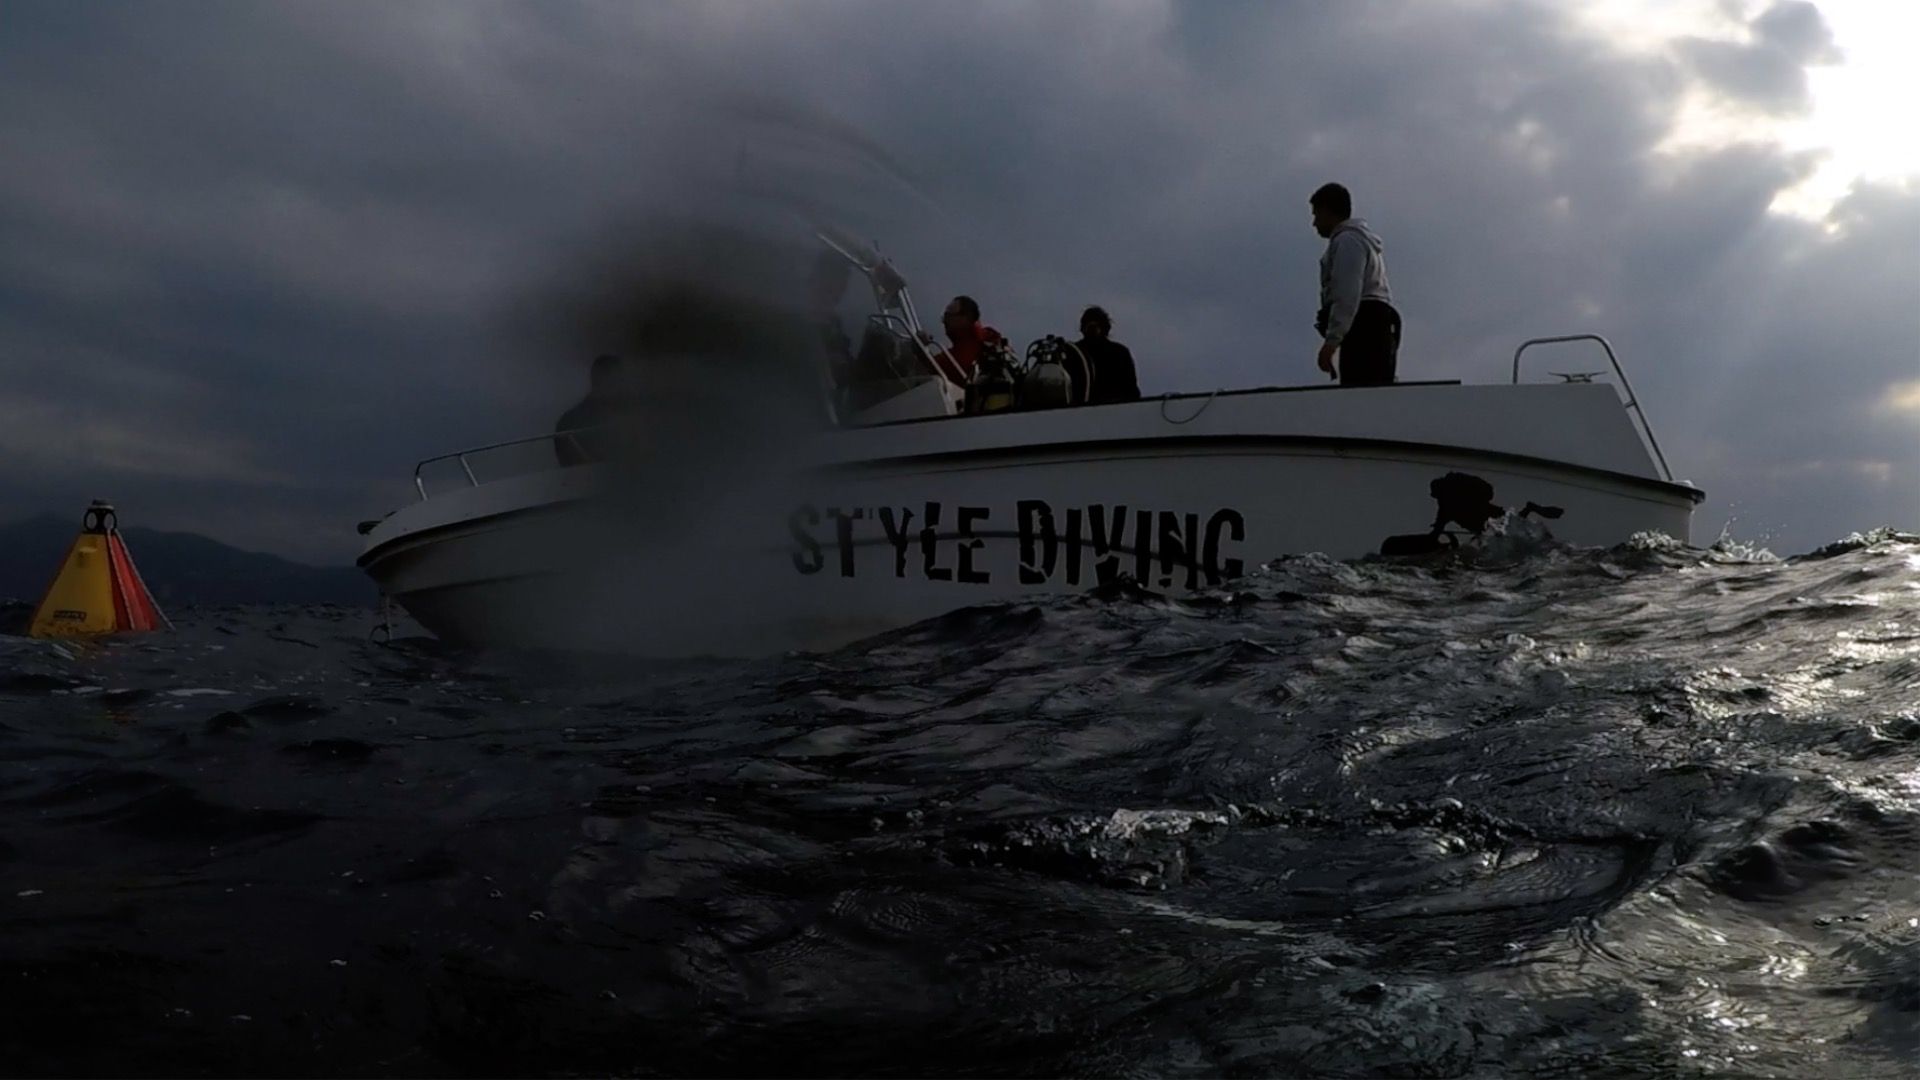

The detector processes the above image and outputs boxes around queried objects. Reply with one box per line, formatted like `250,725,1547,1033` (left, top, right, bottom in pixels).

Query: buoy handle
82,502,118,534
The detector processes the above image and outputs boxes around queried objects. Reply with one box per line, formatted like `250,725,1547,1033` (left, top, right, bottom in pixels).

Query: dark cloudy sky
1,0,1913,565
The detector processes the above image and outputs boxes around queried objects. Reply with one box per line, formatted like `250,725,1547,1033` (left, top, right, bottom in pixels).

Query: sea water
2,524,1917,1077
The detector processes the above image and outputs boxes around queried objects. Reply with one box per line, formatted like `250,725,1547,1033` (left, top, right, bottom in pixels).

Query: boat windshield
812,229,964,426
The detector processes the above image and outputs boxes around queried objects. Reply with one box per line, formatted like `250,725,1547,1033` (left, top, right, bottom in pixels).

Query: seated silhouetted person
553,354,625,466
1072,306,1141,404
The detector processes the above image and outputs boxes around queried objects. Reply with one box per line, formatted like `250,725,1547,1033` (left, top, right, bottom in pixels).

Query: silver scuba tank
1018,336,1076,409
1022,359,1071,409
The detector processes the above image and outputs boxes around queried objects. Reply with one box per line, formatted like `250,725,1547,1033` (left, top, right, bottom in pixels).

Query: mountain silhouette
0,513,374,612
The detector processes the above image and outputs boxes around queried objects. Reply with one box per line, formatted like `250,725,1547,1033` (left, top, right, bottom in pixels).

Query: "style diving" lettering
788,499,1246,590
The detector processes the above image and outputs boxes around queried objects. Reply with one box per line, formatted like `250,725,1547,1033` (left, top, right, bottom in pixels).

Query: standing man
1311,182,1401,386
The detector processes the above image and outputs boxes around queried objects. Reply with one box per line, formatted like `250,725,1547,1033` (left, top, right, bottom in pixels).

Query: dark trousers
1339,299,1401,387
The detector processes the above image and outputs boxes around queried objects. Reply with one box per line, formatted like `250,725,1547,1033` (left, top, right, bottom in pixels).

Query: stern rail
1512,334,1674,482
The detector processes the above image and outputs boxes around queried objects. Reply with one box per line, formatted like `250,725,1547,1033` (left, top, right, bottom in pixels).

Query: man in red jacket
921,294,1008,386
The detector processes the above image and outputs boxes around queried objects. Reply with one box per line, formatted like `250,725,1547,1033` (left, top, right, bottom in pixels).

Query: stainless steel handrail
869,312,968,387
814,227,960,413
1511,333,1674,482
412,427,595,499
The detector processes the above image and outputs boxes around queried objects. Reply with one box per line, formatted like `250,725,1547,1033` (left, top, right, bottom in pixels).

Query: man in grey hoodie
1311,182,1401,386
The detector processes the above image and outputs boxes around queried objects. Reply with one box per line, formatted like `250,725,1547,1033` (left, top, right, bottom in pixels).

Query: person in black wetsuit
1071,305,1141,405
1311,182,1402,387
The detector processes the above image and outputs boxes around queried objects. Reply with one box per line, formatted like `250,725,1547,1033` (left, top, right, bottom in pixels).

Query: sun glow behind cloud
1573,0,1920,219
1882,380,1920,417
1773,1,1920,215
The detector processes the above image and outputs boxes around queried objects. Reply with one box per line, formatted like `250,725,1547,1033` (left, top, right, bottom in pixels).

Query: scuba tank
1017,336,1076,410
965,335,1021,415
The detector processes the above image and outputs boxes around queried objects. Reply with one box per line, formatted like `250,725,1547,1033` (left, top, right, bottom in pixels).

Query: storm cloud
0,0,1912,563
1676,0,1844,114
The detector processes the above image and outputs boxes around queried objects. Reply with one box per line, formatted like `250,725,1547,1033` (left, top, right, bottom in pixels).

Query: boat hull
360,422,1697,657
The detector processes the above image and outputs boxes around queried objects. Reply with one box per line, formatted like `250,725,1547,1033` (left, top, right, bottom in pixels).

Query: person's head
1310,182,1352,238
588,353,622,393
942,294,980,339
1079,305,1112,341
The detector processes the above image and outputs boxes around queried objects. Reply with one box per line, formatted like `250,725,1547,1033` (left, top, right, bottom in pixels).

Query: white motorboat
356,231,1703,657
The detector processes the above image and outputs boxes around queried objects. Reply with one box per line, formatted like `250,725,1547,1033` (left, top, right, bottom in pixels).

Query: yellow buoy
29,500,170,638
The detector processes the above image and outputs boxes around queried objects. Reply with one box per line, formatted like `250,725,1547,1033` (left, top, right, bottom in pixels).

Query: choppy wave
3,525,1919,1077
